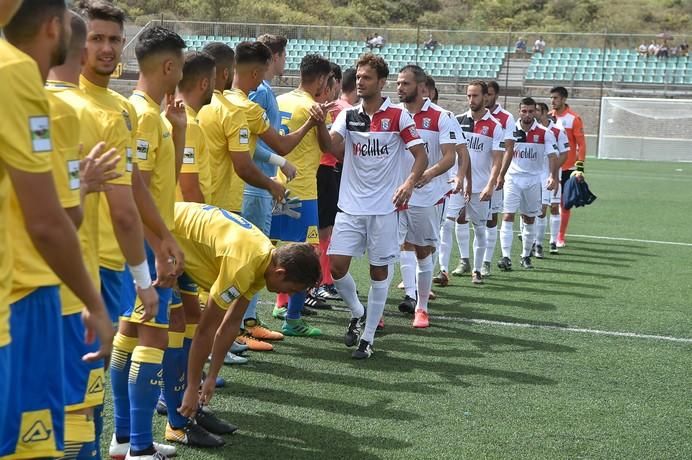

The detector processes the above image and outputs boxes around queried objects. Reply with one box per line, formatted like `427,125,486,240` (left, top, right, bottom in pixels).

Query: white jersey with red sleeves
398,98,456,206
331,97,424,215
456,109,504,193
490,104,516,142
509,119,558,178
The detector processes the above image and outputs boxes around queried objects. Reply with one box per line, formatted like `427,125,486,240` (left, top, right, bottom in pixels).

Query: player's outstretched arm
261,120,315,156
7,166,113,360
230,150,286,202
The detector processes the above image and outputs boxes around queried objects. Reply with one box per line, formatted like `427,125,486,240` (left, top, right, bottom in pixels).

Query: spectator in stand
424,34,440,52
657,43,669,58
637,42,648,56
647,41,657,56
533,36,546,54
515,37,527,55
680,40,689,57
366,33,385,50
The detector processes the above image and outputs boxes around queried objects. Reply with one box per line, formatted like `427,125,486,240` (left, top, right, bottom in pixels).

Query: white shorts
445,192,465,219
328,211,399,266
460,193,491,226
542,176,562,205
503,175,542,217
398,203,444,247
489,188,504,214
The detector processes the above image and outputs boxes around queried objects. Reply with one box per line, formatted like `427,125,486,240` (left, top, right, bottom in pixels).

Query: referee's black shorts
317,163,342,229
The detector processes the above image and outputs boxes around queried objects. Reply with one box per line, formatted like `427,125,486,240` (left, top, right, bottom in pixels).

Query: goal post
598,97,692,162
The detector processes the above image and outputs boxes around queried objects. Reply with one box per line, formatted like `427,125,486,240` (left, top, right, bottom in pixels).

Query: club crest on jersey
481,125,489,136
239,128,249,144
381,118,390,130
422,118,431,129
183,147,195,164
220,286,241,304
122,110,132,131
533,135,540,142
29,116,51,152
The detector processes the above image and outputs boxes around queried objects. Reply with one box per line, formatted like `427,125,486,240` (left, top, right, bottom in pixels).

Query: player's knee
369,265,388,281
138,325,168,350
551,204,560,214
169,307,186,332
414,245,433,260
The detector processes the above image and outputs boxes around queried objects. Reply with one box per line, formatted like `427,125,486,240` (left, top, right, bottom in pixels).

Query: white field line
557,233,692,247
308,305,692,344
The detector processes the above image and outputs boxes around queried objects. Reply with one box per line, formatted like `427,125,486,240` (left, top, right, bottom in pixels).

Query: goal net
598,97,692,162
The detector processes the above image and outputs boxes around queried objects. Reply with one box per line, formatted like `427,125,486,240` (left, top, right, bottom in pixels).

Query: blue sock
183,323,196,358
93,405,103,460
242,294,259,322
286,291,306,320
162,332,188,429
111,334,137,442
128,346,164,453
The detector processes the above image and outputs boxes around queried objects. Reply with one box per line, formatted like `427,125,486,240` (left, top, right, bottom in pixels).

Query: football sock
522,223,536,257
484,224,498,263
94,404,104,459
183,323,197,358
276,293,289,308
362,278,389,343
455,222,470,259
286,291,307,320
472,224,487,272
500,221,514,258
63,413,95,460
415,255,433,312
438,218,455,272
550,214,561,244
111,333,137,443
162,332,187,429
535,216,547,245
128,346,164,453
333,273,364,319
399,250,417,299
319,237,333,285
242,294,258,322
559,206,571,240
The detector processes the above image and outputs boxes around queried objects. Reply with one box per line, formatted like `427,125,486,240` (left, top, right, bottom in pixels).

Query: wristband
128,260,152,289
268,154,287,167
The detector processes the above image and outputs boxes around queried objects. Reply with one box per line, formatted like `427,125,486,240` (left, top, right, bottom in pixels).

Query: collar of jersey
79,74,108,93
465,108,492,121
293,88,314,101
185,104,198,120
357,96,391,115
46,80,78,90
515,118,540,132
491,104,505,115
132,89,157,107
226,87,249,101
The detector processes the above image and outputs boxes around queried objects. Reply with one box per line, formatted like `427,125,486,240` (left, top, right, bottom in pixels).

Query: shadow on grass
208,411,411,459
448,283,604,300
546,267,635,281
567,239,648,250
474,276,607,290
550,251,640,263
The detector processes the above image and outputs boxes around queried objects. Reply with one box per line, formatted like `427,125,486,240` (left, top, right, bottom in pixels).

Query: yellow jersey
277,89,324,200
197,90,250,212
177,104,212,201
223,88,271,207
129,90,176,230
8,91,81,304
172,202,274,309
80,75,137,271
0,40,54,345
46,80,105,315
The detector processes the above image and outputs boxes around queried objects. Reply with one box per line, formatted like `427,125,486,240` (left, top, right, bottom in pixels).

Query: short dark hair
520,96,537,107
135,26,186,64
274,243,321,287
468,80,488,94
67,12,87,56
424,75,436,92
179,51,216,92
399,64,426,83
342,67,356,93
487,80,500,94
3,0,66,43
330,62,342,82
75,0,125,28
537,102,549,112
550,86,568,98
235,41,272,66
257,34,287,55
357,53,389,79
299,54,332,83
203,42,235,69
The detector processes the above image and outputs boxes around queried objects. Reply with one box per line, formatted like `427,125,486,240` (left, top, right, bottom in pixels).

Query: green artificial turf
101,159,692,459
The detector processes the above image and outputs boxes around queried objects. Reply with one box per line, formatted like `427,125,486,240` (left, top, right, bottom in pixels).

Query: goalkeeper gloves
272,189,302,219
571,160,585,178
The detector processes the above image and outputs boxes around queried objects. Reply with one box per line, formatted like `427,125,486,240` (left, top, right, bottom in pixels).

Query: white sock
415,255,433,312
484,225,498,263
522,223,535,257
520,219,525,235
362,278,390,344
472,224,487,272
399,250,417,299
550,214,560,244
333,273,364,319
438,218,455,272
455,222,470,259
500,221,514,258
535,216,546,246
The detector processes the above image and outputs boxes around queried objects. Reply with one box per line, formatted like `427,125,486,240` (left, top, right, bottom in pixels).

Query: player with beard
395,65,456,327
1,1,113,457
328,54,428,359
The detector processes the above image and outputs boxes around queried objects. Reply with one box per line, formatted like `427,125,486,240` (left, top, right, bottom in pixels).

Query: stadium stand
527,47,691,84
